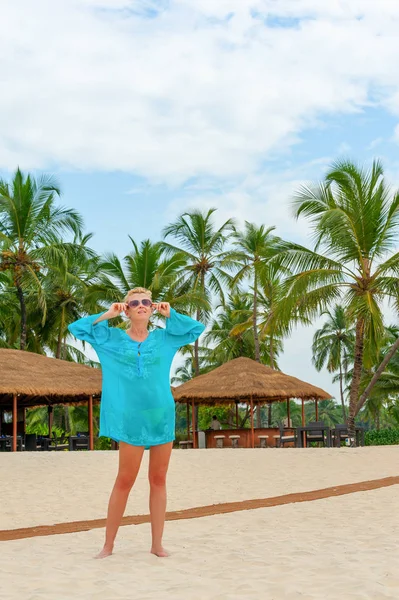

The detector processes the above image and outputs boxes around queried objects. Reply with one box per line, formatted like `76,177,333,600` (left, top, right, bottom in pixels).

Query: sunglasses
127,299,153,308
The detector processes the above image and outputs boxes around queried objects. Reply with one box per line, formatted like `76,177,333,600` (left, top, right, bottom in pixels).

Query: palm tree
275,160,399,442
170,344,211,384
90,237,206,315
206,292,281,367
0,168,83,349
229,223,281,363
312,305,355,421
162,209,235,376
40,233,102,360
357,327,399,428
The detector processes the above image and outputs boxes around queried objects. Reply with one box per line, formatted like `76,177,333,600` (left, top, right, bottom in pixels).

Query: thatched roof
0,349,102,408
172,357,331,404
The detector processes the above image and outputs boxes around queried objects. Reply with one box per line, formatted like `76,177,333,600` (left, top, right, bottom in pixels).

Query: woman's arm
68,303,127,345
163,307,205,348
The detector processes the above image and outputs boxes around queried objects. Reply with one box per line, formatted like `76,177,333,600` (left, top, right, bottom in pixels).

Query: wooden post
250,396,255,448
315,398,318,421
0,409,2,436
302,398,306,448
186,401,190,440
191,399,196,448
88,395,94,451
236,402,239,428
12,394,17,452
287,398,290,426
48,406,53,437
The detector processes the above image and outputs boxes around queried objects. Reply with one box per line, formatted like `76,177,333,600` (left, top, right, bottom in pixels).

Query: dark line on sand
1,476,398,542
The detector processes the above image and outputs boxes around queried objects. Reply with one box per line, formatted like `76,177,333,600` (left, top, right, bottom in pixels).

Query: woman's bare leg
96,442,145,558
148,442,173,557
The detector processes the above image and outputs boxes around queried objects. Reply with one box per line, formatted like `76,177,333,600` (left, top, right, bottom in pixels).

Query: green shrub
94,436,112,450
365,428,399,446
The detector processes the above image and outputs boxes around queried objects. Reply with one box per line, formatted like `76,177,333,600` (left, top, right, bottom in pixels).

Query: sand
1,446,398,599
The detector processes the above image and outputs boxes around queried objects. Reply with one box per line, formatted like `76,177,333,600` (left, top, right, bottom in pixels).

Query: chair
179,440,193,449
214,435,225,448
305,421,328,447
48,433,69,451
258,435,269,448
273,423,296,448
69,435,89,451
229,435,240,448
332,424,364,447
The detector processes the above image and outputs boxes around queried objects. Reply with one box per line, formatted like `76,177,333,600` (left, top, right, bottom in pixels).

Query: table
331,427,365,447
296,426,331,448
69,436,89,451
0,436,23,451
37,437,52,451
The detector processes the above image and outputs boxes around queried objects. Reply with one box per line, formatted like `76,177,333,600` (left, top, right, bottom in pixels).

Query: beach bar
173,357,331,448
0,349,102,451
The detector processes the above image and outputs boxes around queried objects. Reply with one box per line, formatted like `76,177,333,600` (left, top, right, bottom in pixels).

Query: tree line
1,160,399,441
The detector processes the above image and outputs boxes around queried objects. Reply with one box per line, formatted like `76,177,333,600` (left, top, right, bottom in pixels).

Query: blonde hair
124,287,152,302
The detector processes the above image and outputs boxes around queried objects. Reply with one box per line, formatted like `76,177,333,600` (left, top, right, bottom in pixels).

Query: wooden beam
315,398,319,421
186,401,190,440
88,395,94,451
12,394,17,452
191,399,196,449
302,398,306,448
48,406,53,437
287,398,290,426
236,402,239,428
250,396,255,448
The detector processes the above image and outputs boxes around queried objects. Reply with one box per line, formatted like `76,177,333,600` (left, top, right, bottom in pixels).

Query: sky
1,0,399,401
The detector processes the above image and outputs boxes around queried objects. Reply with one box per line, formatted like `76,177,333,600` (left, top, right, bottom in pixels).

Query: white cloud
393,125,399,144
1,1,399,182
367,137,384,150
337,142,351,154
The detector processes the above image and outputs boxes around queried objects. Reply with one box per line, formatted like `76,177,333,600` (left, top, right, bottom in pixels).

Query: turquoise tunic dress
68,309,205,448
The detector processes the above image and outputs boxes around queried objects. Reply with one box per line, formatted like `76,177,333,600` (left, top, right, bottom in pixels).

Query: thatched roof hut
172,357,331,449
0,349,102,451
0,349,102,408
172,357,331,404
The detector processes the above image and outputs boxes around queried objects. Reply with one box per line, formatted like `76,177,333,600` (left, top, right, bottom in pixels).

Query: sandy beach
1,447,399,600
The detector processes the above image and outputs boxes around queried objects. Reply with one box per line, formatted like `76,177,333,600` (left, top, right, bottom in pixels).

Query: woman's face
125,294,154,323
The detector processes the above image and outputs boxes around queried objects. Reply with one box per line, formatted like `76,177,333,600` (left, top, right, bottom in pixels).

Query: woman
68,287,205,559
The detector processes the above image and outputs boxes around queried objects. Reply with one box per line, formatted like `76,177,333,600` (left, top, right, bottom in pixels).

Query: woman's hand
105,302,128,319
153,302,171,318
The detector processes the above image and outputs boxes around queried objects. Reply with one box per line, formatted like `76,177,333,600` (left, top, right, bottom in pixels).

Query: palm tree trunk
339,360,347,421
355,335,399,414
62,335,67,360
347,318,365,444
194,273,205,377
56,308,65,359
253,271,260,362
56,330,63,359
16,284,27,350
194,308,200,377
269,334,274,369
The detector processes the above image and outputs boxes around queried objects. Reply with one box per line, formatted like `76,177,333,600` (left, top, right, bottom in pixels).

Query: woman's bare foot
95,545,113,559
151,546,169,558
